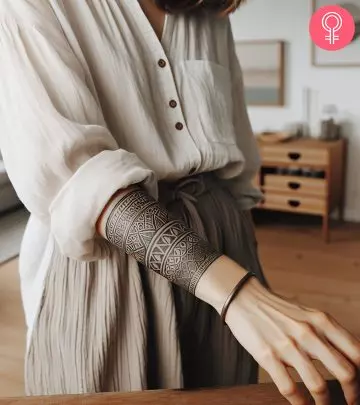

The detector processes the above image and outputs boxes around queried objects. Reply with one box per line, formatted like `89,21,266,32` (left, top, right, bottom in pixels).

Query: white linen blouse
0,0,261,333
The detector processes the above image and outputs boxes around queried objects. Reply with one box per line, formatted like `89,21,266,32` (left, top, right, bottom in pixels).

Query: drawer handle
288,152,301,161
288,199,300,208
288,181,301,190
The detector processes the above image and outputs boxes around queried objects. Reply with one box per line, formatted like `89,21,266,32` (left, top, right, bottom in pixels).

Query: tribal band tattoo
105,189,221,294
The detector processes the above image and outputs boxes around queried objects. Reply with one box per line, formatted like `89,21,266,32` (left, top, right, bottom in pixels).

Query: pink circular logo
309,5,355,51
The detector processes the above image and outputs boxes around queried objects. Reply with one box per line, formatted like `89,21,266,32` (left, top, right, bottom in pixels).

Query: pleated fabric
25,173,267,395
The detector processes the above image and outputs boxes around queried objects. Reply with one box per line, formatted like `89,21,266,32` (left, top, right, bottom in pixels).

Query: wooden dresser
255,138,346,242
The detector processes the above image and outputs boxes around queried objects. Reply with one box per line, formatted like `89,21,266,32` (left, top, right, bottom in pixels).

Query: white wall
231,0,360,221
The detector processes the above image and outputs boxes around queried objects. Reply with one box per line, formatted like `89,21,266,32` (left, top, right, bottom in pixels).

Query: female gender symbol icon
322,12,343,44
310,4,355,51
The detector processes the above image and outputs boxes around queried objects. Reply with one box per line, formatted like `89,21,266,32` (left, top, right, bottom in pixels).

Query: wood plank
0,381,347,405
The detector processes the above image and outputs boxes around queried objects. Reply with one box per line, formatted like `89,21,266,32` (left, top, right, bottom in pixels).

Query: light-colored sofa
0,158,21,214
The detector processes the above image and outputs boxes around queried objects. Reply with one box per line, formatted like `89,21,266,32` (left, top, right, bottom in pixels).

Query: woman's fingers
311,311,360,368
259,350,308,405
279,339,330,405
298,317,360,405
314,342,358,405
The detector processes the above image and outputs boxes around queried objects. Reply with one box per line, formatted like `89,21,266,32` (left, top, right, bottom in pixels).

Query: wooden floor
0,259,26,397
1,217,360,397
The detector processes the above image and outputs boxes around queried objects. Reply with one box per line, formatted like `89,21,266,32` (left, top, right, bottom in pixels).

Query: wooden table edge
0,381,346,405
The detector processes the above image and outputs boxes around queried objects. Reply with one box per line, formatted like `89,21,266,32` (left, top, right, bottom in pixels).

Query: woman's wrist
195,255,249,314
225,275,269,324
97,187,221,294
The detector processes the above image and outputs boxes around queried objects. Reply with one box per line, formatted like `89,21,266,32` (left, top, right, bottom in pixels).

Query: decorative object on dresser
254,138,347,242
319,104,341,142
234,40,285,106
311,0,360,67
257,130,301,144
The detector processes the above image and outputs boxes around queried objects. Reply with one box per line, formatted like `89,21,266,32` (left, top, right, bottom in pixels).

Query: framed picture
235,40,285,107
311,0,360,67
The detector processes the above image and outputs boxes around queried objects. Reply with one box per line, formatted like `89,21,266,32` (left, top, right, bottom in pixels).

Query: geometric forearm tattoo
105,188,221,294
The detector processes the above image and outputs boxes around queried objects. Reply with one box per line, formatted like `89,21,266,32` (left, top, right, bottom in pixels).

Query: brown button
158,59,166,68
169,100,177,108
175,122,183,130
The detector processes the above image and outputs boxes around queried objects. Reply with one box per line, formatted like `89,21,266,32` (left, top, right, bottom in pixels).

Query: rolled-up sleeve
0,17,157,260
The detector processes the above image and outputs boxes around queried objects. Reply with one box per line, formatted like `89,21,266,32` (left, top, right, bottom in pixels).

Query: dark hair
155,0,244,14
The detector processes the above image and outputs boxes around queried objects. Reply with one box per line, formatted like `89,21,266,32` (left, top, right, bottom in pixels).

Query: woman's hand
226,277,360,405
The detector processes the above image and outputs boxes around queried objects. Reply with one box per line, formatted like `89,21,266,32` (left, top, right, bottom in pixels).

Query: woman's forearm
96,186,223,295
195,255,248,314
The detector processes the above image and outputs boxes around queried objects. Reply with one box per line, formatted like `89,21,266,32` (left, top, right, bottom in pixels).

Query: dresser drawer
264,175,327,197
262,193,326,215
253,173,261,187
260,146,328,166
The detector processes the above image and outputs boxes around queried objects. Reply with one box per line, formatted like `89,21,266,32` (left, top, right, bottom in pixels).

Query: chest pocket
174,60,237,145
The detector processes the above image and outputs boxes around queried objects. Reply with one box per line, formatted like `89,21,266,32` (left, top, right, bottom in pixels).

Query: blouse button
169,100,177,108
175,122,184,131
158,59,167,68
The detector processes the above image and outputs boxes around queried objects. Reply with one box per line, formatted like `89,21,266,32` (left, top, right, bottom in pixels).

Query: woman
0,1,359,404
